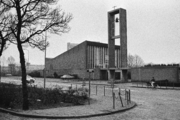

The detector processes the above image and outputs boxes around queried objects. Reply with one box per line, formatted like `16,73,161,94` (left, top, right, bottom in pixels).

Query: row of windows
87,46,120,69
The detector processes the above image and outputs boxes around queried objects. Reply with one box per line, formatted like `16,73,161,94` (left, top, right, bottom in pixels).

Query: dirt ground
0,77,180,120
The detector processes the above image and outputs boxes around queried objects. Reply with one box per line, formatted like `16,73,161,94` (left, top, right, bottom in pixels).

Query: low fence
70,84,131,109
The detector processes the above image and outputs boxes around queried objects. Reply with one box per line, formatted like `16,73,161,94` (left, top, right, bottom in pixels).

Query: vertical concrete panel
93,46,95,68
102,47,103,68
119,9,127,68
91,46,93,69
100,47,101,67
92,46,94,68
89,46,91,69
101,47,103,67
115,50,117,67
97,47,99,66
94,46,97,68
85,42,88,69
87,46,90,69
108,13,115,68
118,49,120,68
102,47,104,67
95,47,97,68
104,47,107,68
90,46,93,69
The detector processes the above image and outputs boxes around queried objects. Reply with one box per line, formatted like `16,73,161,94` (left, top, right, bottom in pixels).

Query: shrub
0,83,88,110
53,72,59,78
0,83,22,108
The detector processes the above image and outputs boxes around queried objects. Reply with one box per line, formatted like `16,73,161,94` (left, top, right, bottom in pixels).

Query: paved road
0,77,180,120
85,84,180,120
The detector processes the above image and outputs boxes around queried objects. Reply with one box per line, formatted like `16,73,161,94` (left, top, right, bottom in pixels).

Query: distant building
45,41,123,80
27,65,44,72
0,64,44,75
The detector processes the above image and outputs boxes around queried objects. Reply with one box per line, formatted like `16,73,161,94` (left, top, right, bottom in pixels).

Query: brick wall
45,42,87,78
131,66,179,83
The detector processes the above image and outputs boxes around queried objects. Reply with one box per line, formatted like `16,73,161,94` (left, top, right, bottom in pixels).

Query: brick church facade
45,41,122,80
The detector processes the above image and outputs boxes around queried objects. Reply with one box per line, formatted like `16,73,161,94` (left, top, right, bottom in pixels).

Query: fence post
125,89,127,100
113,92,115,109
118,92,124,107
104,85,105,96
166,82,167,89
173,82,174,89
126,90,129,105
119,88,121,94
76,84,77,90
129,89,131,103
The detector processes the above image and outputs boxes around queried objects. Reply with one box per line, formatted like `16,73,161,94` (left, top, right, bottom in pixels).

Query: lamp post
87,69,94,105
44,31,47,88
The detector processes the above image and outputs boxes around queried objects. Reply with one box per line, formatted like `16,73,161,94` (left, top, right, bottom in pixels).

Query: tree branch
0,31,7,56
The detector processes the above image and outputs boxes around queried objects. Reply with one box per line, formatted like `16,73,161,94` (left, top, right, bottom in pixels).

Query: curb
131,86,180,90
0,102,136,119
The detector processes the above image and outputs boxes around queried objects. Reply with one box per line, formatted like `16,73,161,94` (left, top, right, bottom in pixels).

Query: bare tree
1,56,6,66
127,54,134,68
1,56,6,75
7,56,15,64
0,12,10,56
0,0,72,110
7,56,16,75
128,54,144,68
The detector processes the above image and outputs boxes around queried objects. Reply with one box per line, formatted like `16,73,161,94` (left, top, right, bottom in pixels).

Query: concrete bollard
113,92,115,109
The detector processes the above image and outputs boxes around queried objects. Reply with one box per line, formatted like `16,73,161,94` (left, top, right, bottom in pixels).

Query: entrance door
115,72,121,80
100,70,108,80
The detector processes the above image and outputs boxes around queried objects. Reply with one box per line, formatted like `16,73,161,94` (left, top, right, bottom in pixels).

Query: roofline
50,40,121,60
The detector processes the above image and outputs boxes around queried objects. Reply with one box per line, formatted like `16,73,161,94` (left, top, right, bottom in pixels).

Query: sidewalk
61,80,109,85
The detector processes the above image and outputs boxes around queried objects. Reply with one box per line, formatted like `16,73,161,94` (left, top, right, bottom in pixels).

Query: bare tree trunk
15,0,29,110
17,43,29,110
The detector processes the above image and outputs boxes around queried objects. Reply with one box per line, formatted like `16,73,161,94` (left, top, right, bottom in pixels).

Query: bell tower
108,8,128,82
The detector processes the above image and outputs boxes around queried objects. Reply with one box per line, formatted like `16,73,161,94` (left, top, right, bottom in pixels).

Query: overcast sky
2,0,180,66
